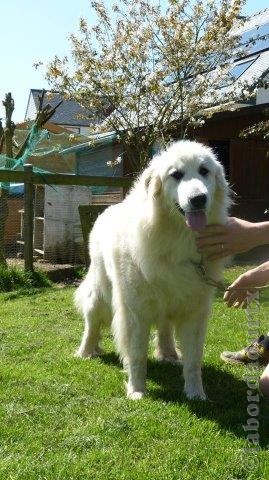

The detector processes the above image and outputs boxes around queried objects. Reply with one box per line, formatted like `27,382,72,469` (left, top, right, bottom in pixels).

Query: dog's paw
74,346,103,359
184,388,207,401
127,391,145,400
125,381,146,400
155,349,182,364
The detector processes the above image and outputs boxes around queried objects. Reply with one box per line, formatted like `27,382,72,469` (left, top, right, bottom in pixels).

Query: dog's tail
74,272,91,313
74,282,84,313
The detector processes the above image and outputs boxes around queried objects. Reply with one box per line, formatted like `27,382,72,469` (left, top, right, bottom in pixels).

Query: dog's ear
142,167,162,198
215,162,232,209
215,162,228,195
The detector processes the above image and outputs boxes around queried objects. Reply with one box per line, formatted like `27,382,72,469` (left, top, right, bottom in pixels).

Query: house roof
16,121,76,134
25,89,94,127
230,9,269,84
236,8,269,36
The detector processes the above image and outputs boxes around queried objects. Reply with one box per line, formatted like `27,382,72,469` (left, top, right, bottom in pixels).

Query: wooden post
24,164,34,272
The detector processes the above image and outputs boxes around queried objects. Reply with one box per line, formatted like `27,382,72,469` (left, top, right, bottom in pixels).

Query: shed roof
61,131,119,155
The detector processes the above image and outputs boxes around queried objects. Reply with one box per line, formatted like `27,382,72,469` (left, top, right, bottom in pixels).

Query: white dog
75,140,231,400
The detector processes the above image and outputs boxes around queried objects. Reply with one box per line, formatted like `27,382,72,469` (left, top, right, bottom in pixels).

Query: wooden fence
0,164,133,271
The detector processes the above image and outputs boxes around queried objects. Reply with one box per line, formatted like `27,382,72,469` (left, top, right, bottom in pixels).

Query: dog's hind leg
112,304,150,400
155,321,181,364
75,291,106,359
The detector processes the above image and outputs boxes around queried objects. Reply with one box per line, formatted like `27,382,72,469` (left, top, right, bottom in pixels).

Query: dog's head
142,140,231,230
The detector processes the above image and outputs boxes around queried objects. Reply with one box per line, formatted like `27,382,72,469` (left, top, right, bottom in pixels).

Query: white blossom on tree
45,0,258,171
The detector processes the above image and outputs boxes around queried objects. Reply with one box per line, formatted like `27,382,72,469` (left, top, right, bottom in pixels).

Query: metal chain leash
191,258,269,293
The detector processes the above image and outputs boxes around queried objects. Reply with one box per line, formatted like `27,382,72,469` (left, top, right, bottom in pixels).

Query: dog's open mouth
176,204,207,231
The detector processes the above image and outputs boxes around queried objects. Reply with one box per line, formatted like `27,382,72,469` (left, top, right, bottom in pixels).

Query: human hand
196,217,257,260
223,271,259,308
223,262,269,308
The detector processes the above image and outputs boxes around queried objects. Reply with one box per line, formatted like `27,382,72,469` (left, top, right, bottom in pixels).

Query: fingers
223,289,238,307
196,224,231,259
223,287,257,308
203,248,231,260
196,240,231,259
196,233,227,248
197,224,226,236
223,289,246,308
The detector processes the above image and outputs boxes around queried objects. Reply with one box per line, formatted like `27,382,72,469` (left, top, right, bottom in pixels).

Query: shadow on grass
100,352,269,448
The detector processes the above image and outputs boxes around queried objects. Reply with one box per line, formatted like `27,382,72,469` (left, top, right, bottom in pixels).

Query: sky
0,0,268,123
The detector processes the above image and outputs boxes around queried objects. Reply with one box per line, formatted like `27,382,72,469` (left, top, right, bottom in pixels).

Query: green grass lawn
1,266,269,480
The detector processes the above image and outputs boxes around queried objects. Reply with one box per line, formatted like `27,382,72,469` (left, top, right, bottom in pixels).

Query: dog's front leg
112,305,150,400
177,309,209,400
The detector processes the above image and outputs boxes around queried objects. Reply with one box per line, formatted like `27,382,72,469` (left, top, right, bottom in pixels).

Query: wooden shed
194,103,269,222
62,132,124,195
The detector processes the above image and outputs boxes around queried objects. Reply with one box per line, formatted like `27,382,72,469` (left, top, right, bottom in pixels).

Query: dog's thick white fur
75,140,231,400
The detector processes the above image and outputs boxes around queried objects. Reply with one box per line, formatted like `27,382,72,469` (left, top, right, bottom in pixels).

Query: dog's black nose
190,194,207,209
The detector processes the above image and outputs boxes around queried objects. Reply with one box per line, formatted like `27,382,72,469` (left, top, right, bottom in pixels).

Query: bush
0,266,51,292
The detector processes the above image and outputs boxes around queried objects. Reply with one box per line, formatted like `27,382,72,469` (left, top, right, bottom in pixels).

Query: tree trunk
0,93,15,267
123,136,152,177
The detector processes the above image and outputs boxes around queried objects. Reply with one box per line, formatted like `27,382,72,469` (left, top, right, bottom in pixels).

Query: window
230,57,257,80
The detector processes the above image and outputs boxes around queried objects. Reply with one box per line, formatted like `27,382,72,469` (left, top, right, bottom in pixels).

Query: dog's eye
170,170,184,181
199,166,209,177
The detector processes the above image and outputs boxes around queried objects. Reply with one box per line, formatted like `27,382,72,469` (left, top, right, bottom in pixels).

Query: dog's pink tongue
185,211,207,231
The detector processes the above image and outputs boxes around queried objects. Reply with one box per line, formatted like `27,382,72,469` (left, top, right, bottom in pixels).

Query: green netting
0,123,122,195
0,123,89,192
0,125,52,191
